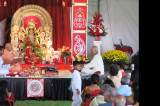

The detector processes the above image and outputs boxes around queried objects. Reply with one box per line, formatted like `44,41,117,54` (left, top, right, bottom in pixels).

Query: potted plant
102,50,129,71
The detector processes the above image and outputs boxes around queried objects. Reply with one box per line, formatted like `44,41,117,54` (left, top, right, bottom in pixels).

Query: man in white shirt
81,46,104,75
0,57,10,75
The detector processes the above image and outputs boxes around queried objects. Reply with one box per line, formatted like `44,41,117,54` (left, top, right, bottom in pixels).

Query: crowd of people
71,46,139,106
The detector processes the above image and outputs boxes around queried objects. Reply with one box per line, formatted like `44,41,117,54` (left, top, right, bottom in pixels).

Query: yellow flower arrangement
102,50,129,64
61,46,71,57
74,53,89,63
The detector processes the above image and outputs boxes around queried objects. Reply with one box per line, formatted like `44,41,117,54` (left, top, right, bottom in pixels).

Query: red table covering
21,62,72,70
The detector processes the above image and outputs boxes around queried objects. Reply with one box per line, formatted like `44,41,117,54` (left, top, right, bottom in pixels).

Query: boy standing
72,61,82,106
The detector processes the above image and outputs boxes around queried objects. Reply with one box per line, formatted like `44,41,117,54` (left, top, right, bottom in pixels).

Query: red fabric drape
0,0,1,7
0,0,71,50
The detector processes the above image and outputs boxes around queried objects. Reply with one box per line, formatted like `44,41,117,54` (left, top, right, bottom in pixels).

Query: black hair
117,61,124,69
0,101,10,106
73,60,81,66
0,85,8,103
90,74,100,85
0,81,10,106
131,51,139,70
109,64,119,76
103,78,115,88
0,80,8,89
0,46,4,50
130,70,139,82
132,81,139,104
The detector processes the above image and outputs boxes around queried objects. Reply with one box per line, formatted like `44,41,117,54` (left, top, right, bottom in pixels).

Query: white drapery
100,0,139,56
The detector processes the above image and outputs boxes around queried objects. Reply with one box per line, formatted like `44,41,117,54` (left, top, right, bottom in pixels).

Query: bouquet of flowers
61,46,71,57
87,10,108,37
74,53,89,64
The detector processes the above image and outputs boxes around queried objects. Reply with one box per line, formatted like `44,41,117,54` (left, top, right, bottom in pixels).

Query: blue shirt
98,101,112,106
117,85,132,96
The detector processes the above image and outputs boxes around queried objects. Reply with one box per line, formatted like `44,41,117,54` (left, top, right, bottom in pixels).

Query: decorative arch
11,5,54,62
11,4,53,33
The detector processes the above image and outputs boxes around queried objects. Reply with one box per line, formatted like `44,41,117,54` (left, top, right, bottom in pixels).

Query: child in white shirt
72,61,82,106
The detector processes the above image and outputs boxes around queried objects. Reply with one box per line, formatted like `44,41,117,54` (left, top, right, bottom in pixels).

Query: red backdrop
0,0,71,50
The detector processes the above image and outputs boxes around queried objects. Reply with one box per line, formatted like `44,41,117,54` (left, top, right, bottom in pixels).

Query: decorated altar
0,0,100,101
6,5,66,78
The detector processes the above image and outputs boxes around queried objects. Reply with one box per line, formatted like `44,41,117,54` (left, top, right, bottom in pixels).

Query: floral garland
87,10,108,37
22,30,44,64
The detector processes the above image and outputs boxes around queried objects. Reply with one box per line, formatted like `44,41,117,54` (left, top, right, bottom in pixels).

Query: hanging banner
72,5,88,31
73,0,88,4
72,32,87,57
27,79,44,97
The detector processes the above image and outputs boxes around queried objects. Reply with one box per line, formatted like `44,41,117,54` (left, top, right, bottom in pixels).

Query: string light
62,0,65,7
4,0,7,6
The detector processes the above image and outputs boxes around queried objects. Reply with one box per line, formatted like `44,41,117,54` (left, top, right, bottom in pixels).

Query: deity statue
10,5,54,64
22,19,43,64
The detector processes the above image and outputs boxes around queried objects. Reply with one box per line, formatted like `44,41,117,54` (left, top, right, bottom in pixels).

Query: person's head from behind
130,69,139,83
132,81,139,105
109,64,119,76
0,101,10,106
117,61,125,70
0,80,8,90
103,77,115,88
100,84,112,95
0,85,8,103
90,74,100,85
113,95,126,106
104,87,117,102
0,46,4,56
73,60,82,71
121,76,130,85
5,43,13,52
91,46,98,55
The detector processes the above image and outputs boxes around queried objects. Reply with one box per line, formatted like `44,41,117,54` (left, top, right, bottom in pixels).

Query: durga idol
22,19,43,64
